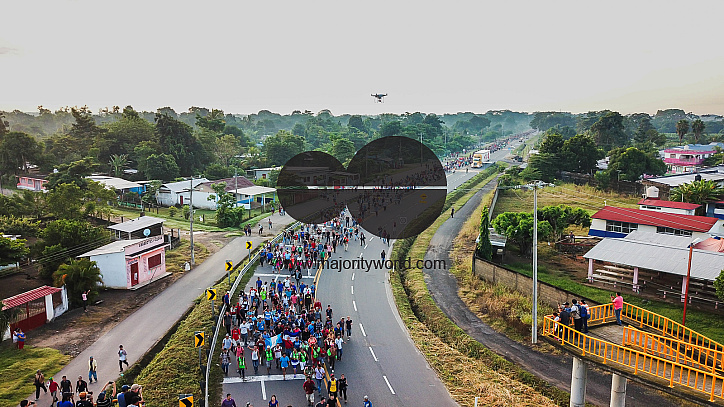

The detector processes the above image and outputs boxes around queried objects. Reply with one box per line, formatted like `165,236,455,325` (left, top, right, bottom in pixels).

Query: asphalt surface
422,168,682,406
221,169,483,407
29,212,295,406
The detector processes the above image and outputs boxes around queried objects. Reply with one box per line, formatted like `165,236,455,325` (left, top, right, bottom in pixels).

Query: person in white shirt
334,336,344,361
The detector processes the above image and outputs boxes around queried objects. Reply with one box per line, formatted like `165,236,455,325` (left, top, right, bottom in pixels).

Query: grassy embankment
390,166,570,406
0,345,70,407
492,185,724,343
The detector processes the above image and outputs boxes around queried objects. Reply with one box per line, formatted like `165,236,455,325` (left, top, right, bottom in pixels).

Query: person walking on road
237,351,246,380
34,370,47,400
314,365,325,397
611,292,624,326
345,317,352,339
48,377,59,406
220,349,231,376
363,395,372,407
338,374,348,403
450,207,454,218
88,356,98,383
380,250,385,264
118,345,129,372
221,394,237,407
303,376,316,405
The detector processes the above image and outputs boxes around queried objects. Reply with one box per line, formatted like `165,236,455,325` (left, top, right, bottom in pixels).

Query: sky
2,0,724,117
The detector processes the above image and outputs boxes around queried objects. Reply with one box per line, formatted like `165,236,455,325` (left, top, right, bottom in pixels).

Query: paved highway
221,137,529,406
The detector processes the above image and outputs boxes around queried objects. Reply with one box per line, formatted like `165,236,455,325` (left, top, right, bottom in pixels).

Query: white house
156,178,209,207
247,167,281,181
638,199,701,216
79,236,169,289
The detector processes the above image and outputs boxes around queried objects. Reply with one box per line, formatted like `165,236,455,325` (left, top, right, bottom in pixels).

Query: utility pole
190,176,195,265
234,169,238,208
532,182,539,344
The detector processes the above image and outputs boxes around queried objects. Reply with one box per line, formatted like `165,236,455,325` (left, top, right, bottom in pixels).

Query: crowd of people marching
220,209,372,406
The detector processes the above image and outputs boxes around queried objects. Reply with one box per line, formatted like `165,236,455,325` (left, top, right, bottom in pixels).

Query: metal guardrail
204,221,300,407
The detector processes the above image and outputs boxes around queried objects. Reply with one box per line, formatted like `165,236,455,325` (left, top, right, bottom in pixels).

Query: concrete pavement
31,212,294,406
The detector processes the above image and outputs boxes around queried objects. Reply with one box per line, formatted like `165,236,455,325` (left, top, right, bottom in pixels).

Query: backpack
579,304,588,319
570,305,580,319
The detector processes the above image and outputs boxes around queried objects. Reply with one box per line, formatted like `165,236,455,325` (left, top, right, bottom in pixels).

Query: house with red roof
2,285,68,338
588,206,724,240
638,198,701,216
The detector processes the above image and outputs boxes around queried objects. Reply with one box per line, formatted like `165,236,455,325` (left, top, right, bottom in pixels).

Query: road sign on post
207,288,216,319
194,331,204,347
179,394,193,407
245,241,252,264
225,260,233,287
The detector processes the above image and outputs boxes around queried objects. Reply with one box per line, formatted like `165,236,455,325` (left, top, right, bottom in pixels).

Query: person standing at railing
611,292,624,326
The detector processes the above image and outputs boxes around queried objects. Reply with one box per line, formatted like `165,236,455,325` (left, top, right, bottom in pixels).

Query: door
179,195,183,205
130,262,139,287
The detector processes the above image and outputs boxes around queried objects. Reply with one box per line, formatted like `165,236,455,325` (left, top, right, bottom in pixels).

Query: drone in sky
371,93,387,103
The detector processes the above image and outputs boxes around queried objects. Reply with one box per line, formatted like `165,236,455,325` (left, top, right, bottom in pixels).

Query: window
606,221,638,234
642,205,661,210
656,226,692,237
147,253,162,269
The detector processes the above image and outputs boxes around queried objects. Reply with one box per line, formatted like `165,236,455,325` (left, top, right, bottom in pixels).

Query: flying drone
371,93,387,103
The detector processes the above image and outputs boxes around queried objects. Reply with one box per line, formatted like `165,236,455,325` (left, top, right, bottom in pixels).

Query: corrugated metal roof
159,178,209,193
638,199,701,210
86,176,142,191
592,206,718,232
2,286,61,310
584,238,724,281
624,230,692,247
108,216,164,233
78,239,145,257
231,185,276,196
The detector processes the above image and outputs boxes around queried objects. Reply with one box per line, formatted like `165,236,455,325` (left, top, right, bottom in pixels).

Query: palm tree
53,258,104,308
676,119,690,145
108,154,129,177
691,119,706,144
670,180,724,204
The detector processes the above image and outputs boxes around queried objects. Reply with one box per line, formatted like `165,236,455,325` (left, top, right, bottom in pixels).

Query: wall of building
472,255,599,308
93,252,127,289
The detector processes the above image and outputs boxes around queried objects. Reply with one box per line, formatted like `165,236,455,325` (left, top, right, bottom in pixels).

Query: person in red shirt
231,326,241,350
303,377,316,405
48,377,59,406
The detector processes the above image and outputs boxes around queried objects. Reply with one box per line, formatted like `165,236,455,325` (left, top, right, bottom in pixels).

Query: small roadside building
2,285,68,338
86,175,145,195
156,178,209,207
638,198,701,216
108,216,165,240
78,235,169,289
247,167,281,181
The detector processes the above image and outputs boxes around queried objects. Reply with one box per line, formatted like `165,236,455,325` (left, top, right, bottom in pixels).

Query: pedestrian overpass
542,302,724,406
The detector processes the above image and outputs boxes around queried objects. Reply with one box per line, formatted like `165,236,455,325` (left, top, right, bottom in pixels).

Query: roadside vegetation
390,166,571,406
0,344,69,407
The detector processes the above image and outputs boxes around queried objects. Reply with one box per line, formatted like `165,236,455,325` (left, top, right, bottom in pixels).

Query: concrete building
79,236,169,289
16,174,49,191
156,178,209,207
662,145,718,174
588,206,724,240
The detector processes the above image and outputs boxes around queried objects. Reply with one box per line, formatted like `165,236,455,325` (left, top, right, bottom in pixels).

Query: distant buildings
588,206,724,240
16,174,48,191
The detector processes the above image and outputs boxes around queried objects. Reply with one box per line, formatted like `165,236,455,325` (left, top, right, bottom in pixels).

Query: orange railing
542,316,724,401
623,326,724,374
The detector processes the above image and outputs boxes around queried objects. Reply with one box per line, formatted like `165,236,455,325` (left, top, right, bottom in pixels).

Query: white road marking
223,375,306,384
383,375,396,394
369,346,378,361
261,380,266,400
359,323,367,337
351,286,354,295
351,273,355,281
364,244,368,249
369,236,375,241
353,300,357,312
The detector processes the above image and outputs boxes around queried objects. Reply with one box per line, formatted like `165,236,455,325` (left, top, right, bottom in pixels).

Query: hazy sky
2,0,724,116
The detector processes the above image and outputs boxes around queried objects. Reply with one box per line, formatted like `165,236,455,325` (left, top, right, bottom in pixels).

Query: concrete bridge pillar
610,373,627,407
570,356,588,407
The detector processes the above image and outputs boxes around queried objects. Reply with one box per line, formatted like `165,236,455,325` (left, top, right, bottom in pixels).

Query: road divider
369,347,379,362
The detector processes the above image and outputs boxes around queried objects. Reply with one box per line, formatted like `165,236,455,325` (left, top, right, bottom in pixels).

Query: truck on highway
471,150,491,168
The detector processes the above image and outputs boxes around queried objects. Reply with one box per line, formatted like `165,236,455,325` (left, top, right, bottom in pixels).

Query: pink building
16,174,49,191
663,147,716,174
79,235,169,289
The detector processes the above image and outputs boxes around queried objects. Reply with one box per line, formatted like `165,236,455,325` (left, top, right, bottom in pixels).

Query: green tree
330,138,356,163
264,130,305,166
538,133,564,155
0,236,29,266
53,258,103,307
607,147,666,181
560,134,602,174
46,157,97,189
47,183,85,219
144,153,180,181
11,190,48,219
0,216,40,237
714,269,724,301
0,307,21,341
537,204,592,240
379,121,402,137
520,153,558,182
348,115,367,134
98,110,155,163
0,131,44,175
67,107,107,158
589,112,626,150
676,119,690,145
39,219,110,278
213,134,240,167
692,119,706,144
670,180,724,205
109,154,129,177
155,113,209,176
492,212,553,255
476,206,493,260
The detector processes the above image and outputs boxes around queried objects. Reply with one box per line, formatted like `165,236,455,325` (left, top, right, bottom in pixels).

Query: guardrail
542,315,724,402
623,326,724,374
204,221,301,407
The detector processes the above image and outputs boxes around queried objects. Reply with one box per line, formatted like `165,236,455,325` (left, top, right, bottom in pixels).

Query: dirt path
422,181,681,407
